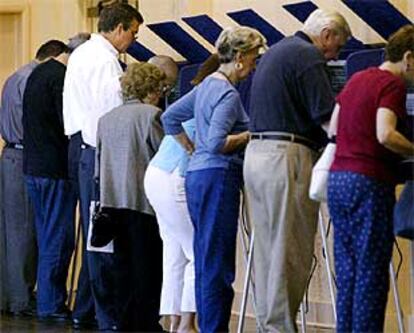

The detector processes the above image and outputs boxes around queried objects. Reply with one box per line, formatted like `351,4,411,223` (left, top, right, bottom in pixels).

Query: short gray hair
67,32,91,53
215,26,267,64
303,9,351,40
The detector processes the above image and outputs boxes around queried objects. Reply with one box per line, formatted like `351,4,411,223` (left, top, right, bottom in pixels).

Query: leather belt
5,142,24,150
250,133,318,151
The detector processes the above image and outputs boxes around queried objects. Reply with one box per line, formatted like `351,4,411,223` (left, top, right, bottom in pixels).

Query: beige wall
29,0,88,59
0,0,88,93
0,12,22,91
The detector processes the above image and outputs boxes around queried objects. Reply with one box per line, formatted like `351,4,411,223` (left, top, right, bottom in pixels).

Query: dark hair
98,3,143,33
35,40,69,61
190,54,220,86
385,25,414,62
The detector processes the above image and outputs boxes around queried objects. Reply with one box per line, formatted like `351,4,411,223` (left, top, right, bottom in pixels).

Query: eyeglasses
162,83,177,97
130,29,138,40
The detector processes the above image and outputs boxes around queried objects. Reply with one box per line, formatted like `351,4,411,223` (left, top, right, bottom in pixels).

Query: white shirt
63,33,123,147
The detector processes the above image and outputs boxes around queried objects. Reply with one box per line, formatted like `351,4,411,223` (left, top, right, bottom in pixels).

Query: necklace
217,70,233,85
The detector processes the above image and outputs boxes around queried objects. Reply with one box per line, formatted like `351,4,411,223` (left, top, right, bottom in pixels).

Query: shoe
72,317,98,330
38,309,71,323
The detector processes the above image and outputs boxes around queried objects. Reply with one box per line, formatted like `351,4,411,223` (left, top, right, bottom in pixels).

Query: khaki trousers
243,139,319,332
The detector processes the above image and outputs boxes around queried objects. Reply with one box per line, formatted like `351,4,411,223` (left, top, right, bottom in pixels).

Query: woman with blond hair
95,62,165,331
162,26,266,332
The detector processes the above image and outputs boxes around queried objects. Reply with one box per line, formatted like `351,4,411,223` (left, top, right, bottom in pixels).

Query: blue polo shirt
161,75,249,171
249,31,334,147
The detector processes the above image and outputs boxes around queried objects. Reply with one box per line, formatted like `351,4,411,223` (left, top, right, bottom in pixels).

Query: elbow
207,138,225,154
160,112,178,135
377,128,393,146
160,112,169,128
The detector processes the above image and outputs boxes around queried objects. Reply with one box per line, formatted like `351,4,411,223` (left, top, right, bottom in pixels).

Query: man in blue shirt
0,40,71,317
244,9,351,332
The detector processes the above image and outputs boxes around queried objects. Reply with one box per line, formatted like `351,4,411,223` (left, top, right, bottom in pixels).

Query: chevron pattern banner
127,0,413,64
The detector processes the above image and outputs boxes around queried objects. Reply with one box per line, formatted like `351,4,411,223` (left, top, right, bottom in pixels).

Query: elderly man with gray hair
244,9,351,332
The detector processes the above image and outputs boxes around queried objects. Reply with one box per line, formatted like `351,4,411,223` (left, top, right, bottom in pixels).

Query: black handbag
91,202,117,247
394,181,414,240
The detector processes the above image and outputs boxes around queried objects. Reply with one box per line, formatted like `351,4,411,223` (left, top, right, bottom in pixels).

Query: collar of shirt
124,98,142,105
294,31,313,44
90,33,119,57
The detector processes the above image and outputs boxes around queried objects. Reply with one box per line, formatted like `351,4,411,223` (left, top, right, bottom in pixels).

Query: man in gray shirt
0,40,69,316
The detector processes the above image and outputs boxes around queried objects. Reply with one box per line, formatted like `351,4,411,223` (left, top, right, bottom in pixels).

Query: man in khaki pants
244,9,351,332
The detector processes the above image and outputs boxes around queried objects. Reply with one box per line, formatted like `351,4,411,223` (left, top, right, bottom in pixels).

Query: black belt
5,142,24,150
250,133,319,151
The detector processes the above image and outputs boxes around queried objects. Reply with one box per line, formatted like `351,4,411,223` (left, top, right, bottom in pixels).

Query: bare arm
376,107,414,157
0,136,4,156
327,103,340,138
221,131,250,154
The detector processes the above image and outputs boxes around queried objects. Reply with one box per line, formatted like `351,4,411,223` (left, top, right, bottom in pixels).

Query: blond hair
120,62,166,101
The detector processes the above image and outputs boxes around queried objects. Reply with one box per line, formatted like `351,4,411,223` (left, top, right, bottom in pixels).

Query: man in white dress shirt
63,3,143,331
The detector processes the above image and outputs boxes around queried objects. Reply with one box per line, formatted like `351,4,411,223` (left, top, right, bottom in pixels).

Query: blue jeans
328,171,395,333
70,134,95,321
25,176,76,315
78,147,117,330
186,164,243,333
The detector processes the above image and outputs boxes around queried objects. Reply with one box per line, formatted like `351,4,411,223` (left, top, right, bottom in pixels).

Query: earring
235,62,243,70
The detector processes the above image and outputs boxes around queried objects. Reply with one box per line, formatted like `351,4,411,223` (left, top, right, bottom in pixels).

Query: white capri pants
144,165,196,315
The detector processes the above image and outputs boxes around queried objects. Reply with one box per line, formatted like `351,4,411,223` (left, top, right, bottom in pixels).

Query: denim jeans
78,147,117,330
185,164,243,333
70,134,95,321
25,176,76,315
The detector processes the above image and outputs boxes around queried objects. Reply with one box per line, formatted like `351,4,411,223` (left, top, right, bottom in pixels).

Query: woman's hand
174,132,195,155
221,131,250,154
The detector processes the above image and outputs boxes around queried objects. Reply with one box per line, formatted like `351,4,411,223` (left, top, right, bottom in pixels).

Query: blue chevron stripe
147,21,211,63
127,41,155,61
343,0,412,40
182,14,223,46
227,9,284,46
283,1,317,23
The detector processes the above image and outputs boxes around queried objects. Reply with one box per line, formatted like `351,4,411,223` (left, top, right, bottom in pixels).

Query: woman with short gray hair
162,26,266,332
